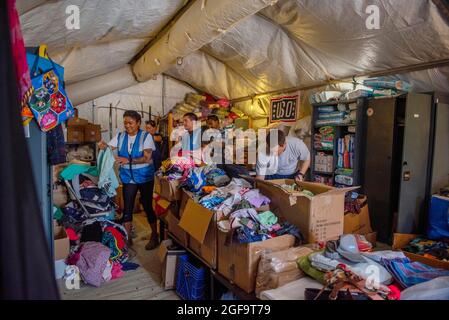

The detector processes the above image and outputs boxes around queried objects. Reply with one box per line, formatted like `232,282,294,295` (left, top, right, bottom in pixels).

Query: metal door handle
403,171,411,181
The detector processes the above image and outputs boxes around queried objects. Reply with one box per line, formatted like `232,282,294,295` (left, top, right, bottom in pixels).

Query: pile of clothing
344,192,363,213
403,238,449,262
299,235,393,285
59,163,117,218
159,156,196,182
181,175,304,245
62,217,139,287
181,165,230,193
293,234,449,300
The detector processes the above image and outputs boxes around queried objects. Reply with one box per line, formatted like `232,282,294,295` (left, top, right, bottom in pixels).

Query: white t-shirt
108,132,156,153
256,136,310,176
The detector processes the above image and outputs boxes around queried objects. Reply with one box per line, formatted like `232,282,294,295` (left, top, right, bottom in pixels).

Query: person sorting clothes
145,120,162,171
180,112,202,159
98,110,159,250
256,129,310,183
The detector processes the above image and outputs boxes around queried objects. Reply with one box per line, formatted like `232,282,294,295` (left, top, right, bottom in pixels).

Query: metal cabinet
26,121,53,250
363,93,434,243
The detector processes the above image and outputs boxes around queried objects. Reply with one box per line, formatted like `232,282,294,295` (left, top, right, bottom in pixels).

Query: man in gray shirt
256,129,310,182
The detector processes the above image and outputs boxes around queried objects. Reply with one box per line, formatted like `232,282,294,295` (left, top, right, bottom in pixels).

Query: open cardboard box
155,176,182,202
217,231,295,293
255,179,358,243
393,233,449,270
158,239,186,290
53,220,70,261
344,198,373,235
179,197,217,268
167,208,189,248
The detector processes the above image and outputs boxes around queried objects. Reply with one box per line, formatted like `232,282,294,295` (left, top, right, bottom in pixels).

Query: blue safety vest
117,130,154,184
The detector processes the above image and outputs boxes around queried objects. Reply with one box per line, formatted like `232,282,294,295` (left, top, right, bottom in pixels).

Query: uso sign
270,95,299,123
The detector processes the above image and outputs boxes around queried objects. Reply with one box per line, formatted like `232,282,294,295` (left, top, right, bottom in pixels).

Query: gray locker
363,93,434,243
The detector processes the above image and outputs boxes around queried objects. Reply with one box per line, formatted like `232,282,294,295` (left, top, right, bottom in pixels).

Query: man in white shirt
256,129,310,183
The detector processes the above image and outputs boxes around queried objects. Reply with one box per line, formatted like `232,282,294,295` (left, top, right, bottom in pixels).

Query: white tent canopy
19,0,449,118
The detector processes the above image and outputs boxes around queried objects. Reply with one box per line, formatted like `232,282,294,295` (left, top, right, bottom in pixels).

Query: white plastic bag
401,276,449,300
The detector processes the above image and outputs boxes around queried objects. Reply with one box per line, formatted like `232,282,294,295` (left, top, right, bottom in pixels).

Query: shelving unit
311,98,368,188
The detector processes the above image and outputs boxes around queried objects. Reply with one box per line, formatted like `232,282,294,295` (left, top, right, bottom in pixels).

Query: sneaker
145,235,159,251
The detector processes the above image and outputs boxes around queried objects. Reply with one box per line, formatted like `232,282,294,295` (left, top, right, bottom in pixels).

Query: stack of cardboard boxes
67,116,102,144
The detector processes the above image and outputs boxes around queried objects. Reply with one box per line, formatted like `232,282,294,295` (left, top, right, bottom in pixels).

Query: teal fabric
257,211,278,227
60,164,99,181
97,148,119,197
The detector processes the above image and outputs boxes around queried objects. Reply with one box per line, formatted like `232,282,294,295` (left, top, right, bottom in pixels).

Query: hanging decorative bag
27,46,75,132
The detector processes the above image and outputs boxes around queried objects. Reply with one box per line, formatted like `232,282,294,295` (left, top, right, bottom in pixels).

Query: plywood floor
58,213,180,300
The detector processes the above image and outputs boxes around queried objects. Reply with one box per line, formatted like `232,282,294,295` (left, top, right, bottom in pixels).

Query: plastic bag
401,276,449,300
255,246,313,297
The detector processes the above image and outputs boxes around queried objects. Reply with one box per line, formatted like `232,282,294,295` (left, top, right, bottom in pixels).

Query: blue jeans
265,173,297,181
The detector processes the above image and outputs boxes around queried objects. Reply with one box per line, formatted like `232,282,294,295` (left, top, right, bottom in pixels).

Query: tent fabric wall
75,75,196,141
18,0,449,114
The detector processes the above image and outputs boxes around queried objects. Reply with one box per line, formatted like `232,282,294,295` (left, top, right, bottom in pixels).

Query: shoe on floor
145,236,159,251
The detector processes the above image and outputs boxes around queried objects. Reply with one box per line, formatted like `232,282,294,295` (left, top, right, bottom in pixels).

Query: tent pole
109,103,113,140
162,74,166,115
91,100,95,123
230,58,449,103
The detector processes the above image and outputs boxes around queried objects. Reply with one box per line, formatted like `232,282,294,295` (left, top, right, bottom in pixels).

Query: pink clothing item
388,285,401,300
76,242,111,287
111,262,124,280
242,189,270,208
7,0,33,122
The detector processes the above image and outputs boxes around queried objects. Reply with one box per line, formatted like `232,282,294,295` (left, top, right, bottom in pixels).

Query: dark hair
266,129,286,149
207,115,219,122
183,112,198,121
123,110,142,123
145,120,157,127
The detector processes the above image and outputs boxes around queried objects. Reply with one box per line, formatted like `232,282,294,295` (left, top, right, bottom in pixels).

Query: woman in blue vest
99,111,159,250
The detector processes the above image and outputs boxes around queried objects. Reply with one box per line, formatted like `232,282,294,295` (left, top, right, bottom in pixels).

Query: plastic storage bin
175,254,207,300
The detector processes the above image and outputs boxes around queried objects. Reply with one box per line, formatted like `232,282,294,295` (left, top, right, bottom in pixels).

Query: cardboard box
67,126,85,143
344,199,373,235
154,175,162,195
393,233,449,270
158,239,186,290
67,117,88,127
217,231,295,293
188,226,217,269
179,198,218,268
53,222,70,261
167,209,189,248
157,176,182,201
84,124,102,142
256,179,357,243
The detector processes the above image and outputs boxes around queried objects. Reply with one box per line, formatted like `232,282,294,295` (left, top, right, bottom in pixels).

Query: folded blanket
381,257,449,288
